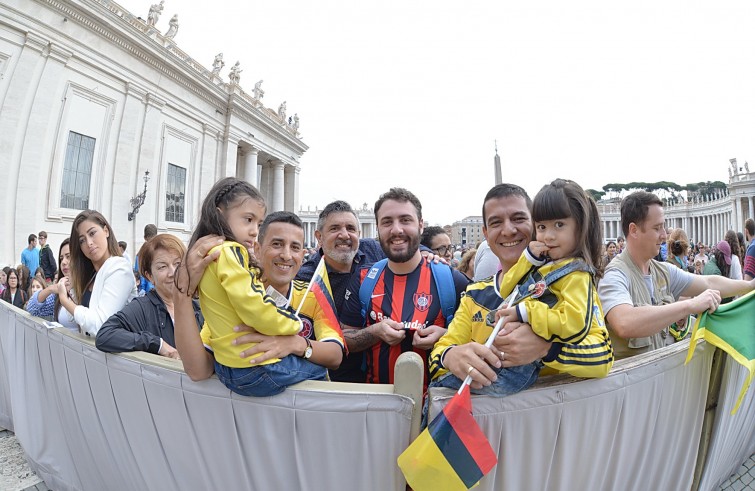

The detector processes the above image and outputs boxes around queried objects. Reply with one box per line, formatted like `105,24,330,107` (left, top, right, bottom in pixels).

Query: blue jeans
431,361,542,396
421,362,542,428
214,355,327,397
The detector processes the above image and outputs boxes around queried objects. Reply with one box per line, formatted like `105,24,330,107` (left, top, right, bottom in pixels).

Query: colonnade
599,193,755,246
236,144,300,213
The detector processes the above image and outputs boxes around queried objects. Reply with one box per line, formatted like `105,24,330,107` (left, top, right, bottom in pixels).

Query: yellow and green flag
685,290,755,414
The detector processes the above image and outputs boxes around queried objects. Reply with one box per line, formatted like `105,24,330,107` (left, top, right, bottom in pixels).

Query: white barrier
1,300,753,491
0,303,422,491
696,355,755,491
428,341,713,490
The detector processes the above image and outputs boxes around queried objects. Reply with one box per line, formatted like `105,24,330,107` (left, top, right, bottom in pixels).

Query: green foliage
596,180,724,200
586,189,604,201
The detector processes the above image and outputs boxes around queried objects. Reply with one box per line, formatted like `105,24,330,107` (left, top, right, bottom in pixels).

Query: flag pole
457,289,519,395
290,257,326,314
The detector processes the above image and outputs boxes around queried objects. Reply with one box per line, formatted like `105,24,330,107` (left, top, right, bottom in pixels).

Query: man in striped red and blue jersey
340,188,469,385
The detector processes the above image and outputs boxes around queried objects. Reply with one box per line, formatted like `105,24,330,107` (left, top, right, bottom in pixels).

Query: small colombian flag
398,385,498,490
309,259,339,332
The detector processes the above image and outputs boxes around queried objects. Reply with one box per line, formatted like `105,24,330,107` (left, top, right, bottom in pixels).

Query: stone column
271,160,285,212
749,197,755,222
284,165,300,213
706,216,711,245
135,93,166,224
1,35,71,263
223,133,241,178
116,83,148,247
243,147,259,187
199,124,220,219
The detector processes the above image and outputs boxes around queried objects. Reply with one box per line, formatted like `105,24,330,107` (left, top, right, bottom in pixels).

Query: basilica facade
0,0,306,265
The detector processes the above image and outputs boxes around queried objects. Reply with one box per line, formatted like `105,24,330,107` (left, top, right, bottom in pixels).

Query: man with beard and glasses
339,188,469,386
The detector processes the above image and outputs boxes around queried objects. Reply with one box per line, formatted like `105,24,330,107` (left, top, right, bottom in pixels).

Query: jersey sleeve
215,245,301,336
428,289,475,380
521,271,593,344
309,294,346,349
542,327,613,378
499,252,541,298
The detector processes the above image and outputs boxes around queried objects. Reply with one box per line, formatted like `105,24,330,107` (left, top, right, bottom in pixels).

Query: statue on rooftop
293,113,300,131
211,53,225,75
147,1,164,26
229,62,242,84
164,14,178,38
253,80,265,100
746,161,750,173
278,101,287,121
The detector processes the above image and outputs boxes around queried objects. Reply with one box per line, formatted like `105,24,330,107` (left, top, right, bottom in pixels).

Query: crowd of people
3,177,755,404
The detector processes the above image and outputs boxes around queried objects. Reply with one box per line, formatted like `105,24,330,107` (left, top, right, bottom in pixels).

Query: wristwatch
301,337,313,359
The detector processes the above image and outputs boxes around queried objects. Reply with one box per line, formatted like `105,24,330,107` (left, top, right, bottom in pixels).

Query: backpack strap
359,259,388,322
359,258,457,325
515,259,593,304
429,261,456,324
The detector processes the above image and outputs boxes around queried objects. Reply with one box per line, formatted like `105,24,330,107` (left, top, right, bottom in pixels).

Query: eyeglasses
433,245,452,256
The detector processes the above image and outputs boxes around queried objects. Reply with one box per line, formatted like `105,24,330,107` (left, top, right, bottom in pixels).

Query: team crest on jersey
413,292,432,312
298,316,314,339
529,281,547,298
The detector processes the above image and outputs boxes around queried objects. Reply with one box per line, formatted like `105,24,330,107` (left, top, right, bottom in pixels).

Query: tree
586,189,604,201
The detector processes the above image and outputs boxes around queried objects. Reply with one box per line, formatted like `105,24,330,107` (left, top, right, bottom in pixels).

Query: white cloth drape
1,301,753,491
0,304,413,491
696,355,755,490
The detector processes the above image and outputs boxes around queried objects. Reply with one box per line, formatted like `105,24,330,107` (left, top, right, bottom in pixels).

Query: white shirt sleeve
473,241,501,281
597,268,633,315
74,257,136,336
729,255,743,280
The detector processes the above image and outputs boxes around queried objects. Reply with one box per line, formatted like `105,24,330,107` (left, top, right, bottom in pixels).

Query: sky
118,0,755,225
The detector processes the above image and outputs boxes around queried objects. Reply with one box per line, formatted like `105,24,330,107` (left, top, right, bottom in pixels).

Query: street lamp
128,170,150,221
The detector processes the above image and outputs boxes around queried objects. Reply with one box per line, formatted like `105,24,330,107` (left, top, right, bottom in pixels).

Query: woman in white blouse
725,230,743,280
57,210,136,336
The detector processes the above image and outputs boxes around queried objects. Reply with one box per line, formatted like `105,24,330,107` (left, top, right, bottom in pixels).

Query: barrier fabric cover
1,302,754,491
0,306,413,491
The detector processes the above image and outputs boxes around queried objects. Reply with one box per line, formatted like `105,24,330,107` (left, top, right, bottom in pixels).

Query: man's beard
379,232,420,263
323,240,358,265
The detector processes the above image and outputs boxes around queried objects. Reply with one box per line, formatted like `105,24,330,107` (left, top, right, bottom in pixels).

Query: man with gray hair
296,200,384,381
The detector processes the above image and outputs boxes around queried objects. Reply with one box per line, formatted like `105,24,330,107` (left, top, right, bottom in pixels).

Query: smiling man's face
256,222,305,292
483,195,533,271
